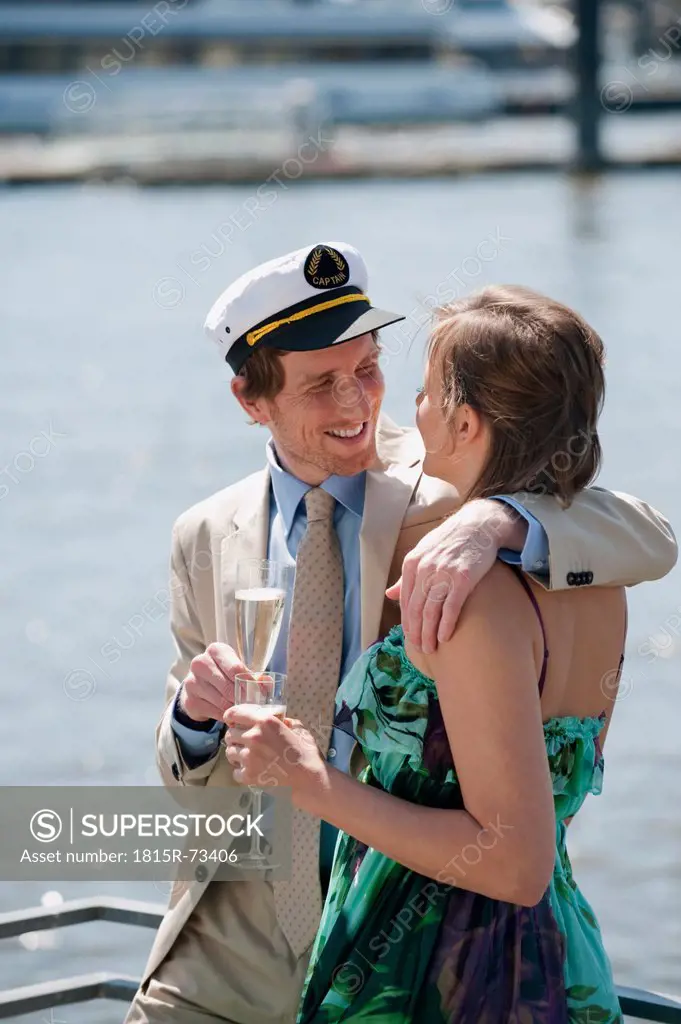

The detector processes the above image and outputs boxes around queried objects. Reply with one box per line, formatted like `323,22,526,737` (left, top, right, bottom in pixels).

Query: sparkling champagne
237,702,287,720
234,587,286,674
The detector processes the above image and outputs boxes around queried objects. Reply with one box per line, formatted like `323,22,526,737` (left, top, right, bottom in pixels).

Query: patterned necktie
273,486,344,958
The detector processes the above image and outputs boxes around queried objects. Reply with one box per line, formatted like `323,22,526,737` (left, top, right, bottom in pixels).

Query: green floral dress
297,584,622,1023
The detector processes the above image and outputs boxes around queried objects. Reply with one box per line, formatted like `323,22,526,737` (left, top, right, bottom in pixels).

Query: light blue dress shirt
495,496,550,575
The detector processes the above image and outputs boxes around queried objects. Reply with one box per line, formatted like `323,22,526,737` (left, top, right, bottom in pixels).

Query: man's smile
324,422,369,444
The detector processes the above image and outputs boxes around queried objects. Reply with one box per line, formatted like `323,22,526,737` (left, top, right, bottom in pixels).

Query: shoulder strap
614,601,628,685
509,565,549,696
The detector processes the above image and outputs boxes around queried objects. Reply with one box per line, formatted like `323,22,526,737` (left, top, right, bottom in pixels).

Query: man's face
240,333,385,481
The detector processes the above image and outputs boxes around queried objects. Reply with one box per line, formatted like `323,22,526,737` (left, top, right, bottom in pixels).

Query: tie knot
304,487,336,524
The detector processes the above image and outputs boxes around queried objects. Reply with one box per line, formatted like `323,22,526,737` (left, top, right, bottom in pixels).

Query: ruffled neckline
382,625,605,737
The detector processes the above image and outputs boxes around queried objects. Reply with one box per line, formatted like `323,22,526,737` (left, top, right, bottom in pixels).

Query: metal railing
0,897,161,1020
0,897,680,1021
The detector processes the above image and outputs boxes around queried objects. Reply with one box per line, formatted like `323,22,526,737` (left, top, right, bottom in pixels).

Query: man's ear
231,376,270,426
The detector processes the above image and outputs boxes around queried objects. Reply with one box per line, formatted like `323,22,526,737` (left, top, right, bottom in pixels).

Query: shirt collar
266,439,366,538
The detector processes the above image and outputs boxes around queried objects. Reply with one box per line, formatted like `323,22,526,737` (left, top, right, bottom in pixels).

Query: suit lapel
220,468,270,644
359,421,423,649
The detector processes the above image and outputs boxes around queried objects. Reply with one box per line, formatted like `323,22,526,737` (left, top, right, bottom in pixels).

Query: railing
0,897,680,1021
0,897,161,1020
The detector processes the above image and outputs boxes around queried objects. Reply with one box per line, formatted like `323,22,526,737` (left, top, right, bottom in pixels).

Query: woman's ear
456,404,484,445
231,376,270,426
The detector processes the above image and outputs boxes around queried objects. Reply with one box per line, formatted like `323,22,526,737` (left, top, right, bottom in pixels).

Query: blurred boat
1,0,681,177
0,0,576,137
0,0,572,61
0,63,504,136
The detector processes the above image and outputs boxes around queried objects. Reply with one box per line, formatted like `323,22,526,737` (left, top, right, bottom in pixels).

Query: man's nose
331,374,370,410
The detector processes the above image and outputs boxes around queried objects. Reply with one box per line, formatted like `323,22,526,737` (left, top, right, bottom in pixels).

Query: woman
226,286,627,1022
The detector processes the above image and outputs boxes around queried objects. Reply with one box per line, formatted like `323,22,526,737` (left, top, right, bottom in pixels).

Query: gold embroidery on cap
307,249,322,277
328,248,346,272
246,293,370,348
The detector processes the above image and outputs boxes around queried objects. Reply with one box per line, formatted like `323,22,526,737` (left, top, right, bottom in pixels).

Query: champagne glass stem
248,789,264,858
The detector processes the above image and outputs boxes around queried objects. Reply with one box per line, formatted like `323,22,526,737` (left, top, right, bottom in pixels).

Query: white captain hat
204,241,405,373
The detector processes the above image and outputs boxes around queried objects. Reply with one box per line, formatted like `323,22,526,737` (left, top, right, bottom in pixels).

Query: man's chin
321,437,377,476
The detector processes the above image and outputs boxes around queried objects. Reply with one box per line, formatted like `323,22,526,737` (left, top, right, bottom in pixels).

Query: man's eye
416,386,424,395
360,363,379,375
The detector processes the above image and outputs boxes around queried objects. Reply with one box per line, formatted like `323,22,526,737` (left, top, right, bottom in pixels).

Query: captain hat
204,241,405,374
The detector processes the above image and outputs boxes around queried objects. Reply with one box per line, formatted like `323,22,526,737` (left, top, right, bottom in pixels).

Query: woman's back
528,573,627,726
407,558,627,733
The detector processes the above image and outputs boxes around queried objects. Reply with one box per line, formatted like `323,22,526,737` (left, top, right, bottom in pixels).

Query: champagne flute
234,671,288,721
232,672,288,868
234,559,292,674
233,559,292,867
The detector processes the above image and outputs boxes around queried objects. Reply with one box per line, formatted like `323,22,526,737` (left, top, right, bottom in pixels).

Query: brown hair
427,285,605,506
237,346,287,403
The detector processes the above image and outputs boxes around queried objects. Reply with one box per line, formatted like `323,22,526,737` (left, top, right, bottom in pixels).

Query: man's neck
270,441,328,487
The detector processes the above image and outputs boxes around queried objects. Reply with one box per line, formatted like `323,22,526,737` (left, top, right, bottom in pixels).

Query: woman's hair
427,285,605,506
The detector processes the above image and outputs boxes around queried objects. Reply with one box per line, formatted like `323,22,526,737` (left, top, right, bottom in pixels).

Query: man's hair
427,285,605,506
237,346,287,404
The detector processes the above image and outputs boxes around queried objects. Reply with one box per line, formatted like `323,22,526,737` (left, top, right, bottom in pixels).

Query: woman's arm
299,763,548,905
228,565,556,906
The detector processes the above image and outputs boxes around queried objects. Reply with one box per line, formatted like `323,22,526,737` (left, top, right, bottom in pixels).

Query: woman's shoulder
415,561,541,681
465,560,538,621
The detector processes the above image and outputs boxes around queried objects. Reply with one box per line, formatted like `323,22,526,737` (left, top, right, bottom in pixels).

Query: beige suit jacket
136,416,676,1020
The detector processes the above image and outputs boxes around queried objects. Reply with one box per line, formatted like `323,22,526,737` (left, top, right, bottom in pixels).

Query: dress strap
509,565,549,696
594,605,628,763
611,602,628,697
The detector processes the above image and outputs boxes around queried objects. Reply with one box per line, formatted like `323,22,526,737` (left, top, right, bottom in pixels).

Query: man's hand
385,499,528,655
178,643,248,724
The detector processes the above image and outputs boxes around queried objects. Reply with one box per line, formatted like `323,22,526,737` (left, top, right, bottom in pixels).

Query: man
126,241,676,1024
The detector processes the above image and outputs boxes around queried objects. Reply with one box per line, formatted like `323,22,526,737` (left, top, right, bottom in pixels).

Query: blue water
0,174,680,1021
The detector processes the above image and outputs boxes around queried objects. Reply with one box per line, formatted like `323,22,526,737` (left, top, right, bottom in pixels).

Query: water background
1,173,680,1021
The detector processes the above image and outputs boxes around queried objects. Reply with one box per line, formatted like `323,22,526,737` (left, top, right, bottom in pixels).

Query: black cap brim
276,303,405,354
227,288,405,373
